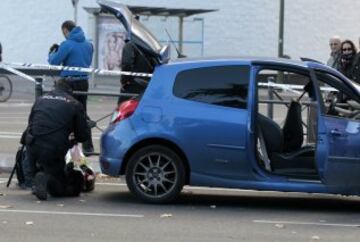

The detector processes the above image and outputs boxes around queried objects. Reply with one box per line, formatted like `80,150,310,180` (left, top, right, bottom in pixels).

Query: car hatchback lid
97,0,170,64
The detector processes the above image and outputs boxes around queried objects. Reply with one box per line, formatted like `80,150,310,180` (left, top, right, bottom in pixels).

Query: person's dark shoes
33,172,48,201
18,182,33,191
82,139,94,156
82,147,94,156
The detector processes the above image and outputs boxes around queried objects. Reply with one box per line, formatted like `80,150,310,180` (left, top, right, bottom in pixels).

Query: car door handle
330,129,344,136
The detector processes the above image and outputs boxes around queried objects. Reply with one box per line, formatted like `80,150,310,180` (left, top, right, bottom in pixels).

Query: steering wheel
347,100,360,119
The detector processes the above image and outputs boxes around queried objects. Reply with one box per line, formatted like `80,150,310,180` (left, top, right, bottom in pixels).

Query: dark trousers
28,141,83,197
64,79,93,151
22,148,37,187
65,80,89,112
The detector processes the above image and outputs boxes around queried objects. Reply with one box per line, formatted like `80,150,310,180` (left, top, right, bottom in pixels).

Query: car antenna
164,28,186,58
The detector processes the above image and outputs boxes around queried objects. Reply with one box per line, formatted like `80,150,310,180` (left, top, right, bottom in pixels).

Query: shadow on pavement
98,189,360,213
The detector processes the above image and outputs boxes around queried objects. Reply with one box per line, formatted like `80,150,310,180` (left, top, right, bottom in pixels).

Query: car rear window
173,65,250,109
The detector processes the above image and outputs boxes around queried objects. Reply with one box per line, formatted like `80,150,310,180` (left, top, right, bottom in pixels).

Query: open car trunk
97,0,170,66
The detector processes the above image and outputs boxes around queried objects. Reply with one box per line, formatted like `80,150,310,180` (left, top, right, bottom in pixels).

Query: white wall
0,0,359,64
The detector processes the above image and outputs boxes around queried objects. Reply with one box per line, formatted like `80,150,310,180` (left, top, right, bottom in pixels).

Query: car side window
315,71,360,120
173,66,250,109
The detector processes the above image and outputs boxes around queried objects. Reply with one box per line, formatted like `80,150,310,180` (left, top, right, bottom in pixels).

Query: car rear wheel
126,145,185,203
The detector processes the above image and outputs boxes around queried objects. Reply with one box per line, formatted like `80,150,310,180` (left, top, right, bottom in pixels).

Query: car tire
126,145,185,204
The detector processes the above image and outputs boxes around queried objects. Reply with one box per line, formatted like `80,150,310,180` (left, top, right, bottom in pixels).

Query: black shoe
82,140,94,156
34,172,48,201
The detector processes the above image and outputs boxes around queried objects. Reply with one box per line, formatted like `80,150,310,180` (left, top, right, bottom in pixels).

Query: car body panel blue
100,57,360,196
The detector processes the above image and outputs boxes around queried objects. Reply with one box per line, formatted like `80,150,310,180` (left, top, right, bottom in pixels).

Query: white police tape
2,62,153,78
0,63,37,83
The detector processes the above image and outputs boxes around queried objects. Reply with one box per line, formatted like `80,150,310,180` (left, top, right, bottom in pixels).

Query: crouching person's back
24,79,90,200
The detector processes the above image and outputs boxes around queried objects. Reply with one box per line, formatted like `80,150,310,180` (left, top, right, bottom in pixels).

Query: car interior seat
282,100,304,152
257,113,316,175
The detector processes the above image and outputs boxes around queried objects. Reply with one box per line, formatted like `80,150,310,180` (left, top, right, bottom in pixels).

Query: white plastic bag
65,144,88,166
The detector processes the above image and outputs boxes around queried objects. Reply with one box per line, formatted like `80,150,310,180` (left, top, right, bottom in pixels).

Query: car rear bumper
99,155,122,176
99,121,137,176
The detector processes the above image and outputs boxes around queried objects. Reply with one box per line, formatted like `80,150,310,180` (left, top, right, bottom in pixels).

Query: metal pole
178,16,184,54
91,12,99,88
35,78,43,98
267,76,275,119
278,0,285,58
72,0,79,24
277,0,285,84
200,18,204,56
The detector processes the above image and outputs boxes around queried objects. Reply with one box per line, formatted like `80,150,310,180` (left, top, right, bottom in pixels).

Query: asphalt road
2,176,360,242
1,80,360,241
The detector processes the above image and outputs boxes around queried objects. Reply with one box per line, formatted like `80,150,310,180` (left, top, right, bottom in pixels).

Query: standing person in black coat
118,40,154,105
338,40,357,79
24,80,90,200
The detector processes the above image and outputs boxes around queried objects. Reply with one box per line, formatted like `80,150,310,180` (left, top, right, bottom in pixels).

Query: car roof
167,56,319,69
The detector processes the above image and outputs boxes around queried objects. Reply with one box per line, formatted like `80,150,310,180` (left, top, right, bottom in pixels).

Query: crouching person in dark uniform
25,79,90,200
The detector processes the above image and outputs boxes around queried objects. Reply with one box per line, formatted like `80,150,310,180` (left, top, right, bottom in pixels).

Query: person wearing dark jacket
48,20,94,154
25,79,90,200
118,40,154,104
338,40,358,80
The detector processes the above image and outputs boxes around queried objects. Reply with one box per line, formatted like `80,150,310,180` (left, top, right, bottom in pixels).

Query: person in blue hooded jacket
48,20,94,154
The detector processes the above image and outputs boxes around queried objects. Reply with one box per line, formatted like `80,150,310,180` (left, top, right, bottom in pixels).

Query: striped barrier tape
2,62,153,78
0,63,37,83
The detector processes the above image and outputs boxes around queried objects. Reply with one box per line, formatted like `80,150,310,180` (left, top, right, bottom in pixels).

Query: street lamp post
277,0,285,85
72,0,79,24
278,0,285,58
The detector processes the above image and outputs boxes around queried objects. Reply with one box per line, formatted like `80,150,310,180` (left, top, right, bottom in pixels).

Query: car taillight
110,99,139,124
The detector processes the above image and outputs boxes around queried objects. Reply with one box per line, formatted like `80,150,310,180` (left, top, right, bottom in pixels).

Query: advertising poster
97,16,127,70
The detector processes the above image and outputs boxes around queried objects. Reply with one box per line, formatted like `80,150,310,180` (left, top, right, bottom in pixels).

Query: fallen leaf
0,205,14,209
0,193,4,196
160,213,172,218
210,205,216,209
275,224,285,229
311,235,320,240
25,221,34,225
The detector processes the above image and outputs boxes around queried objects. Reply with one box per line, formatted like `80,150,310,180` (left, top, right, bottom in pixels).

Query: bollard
35,77,43,98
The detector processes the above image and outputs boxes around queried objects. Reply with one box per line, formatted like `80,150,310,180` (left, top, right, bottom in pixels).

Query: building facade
0,0,359,65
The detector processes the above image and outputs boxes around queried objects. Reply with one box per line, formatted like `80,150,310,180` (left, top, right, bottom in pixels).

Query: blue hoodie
48,26,93,79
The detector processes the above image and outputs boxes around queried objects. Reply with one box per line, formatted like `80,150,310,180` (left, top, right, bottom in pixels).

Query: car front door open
314,70,360,188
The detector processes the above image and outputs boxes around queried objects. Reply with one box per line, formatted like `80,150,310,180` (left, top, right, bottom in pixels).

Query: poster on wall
97,16,127,70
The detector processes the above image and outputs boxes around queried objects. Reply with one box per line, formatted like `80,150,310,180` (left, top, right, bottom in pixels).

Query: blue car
98,0,360,203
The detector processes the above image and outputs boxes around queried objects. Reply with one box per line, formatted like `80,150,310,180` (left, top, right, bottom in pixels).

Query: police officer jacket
27,87,89,148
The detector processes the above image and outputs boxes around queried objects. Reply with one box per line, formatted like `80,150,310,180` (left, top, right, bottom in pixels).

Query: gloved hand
49,43,59,54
